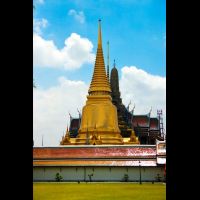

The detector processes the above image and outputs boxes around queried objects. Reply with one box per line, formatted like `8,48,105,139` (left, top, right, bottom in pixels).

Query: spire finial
98,19,102,46
149,106,152,115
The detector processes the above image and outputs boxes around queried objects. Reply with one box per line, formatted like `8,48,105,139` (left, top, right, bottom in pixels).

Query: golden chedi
60,126,71,145
75,20,123,145
127,130,140,144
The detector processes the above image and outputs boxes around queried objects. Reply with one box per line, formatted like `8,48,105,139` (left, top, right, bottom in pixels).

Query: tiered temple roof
132,115,150,127
150,118,159,130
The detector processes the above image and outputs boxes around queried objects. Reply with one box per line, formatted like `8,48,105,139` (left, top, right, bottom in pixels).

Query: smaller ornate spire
65,126,70,139
149,106,152,115
113,59,116,68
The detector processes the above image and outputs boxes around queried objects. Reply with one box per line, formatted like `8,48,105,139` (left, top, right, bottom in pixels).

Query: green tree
123,174,129,182
55,173,63,182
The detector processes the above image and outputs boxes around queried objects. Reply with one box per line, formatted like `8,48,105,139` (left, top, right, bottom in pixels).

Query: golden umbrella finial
98,19,102,46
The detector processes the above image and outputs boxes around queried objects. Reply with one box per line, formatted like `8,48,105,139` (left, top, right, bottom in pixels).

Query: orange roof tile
133,116,149,127
33,146,156,160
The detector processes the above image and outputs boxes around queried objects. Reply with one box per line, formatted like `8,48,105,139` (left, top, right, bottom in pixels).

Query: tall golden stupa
60,20,139,145
75,20,123,145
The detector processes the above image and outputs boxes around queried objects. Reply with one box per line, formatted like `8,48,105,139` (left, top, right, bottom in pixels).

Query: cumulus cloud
33,66,166,146
33,77,88,146
120,66,166,130
33,18,48,35
33,33,95,69
68,9,85,24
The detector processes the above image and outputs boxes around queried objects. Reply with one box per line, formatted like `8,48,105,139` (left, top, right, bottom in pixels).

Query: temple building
110,61,164,144
60,52,164,145
60,20,139,145
33,20,166,182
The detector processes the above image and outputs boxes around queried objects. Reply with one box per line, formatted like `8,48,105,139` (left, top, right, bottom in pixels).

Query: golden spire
88,20,111,94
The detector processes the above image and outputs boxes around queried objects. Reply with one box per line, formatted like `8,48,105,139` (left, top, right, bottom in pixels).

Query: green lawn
33,182,166,200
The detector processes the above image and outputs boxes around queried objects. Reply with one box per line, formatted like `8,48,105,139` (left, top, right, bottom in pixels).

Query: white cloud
68,9,85,24
33,33,95,70
33,18,48,35
33,66,166,146
120,66,166,130
33,77,88,146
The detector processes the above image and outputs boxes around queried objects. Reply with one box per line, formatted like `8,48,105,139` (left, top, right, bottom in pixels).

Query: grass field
33,182,166,200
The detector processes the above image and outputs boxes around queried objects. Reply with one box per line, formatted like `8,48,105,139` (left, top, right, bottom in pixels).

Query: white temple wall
33,166,165,182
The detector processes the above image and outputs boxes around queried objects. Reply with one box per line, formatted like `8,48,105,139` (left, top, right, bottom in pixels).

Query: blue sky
33,0,166,146
34,0,165,89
